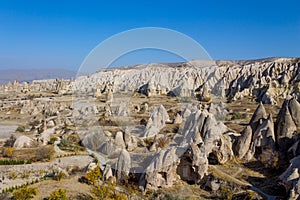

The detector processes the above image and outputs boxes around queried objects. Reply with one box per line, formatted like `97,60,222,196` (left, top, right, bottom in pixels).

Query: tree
84,166,102,185
13,187,37,200
49,189,67,200
91,183,128,200
3,147,14,158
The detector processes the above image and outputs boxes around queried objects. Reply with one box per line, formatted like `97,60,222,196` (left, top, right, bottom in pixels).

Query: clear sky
0,0,299,71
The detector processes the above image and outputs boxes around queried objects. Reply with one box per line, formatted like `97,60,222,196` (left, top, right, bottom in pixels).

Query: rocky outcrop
81,129,107,151
115,131,126,149
235,103,277,166
143,105,170,138
105,90,113,103
235,126,252,159
276,97,300,152
279,156,300,200
70,58,300,103
249,102,267,131
13,136,34,148
116,149,131,183
208,102,228,121
173,113,183,124
123,130,137,152
139,147,179,190
177,142,208,184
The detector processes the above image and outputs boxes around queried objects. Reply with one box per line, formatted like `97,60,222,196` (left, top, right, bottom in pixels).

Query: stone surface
116,149,131,183
235,126,252,159
276,98,300,152
139,147,179,190
143,105,170,138
13,135,34,148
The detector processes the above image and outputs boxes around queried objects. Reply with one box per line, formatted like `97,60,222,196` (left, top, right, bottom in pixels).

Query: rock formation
13,136,34,148
116,149,131,183
276,97,300,152
235,103,277,166
139,147,179,190
69,58,300,104
235,126,252,159
279,156,300,200
143,105,170,138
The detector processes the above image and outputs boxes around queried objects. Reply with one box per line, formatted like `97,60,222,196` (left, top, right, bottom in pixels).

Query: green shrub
91,183,128,200
144,138,154,147
13,186,37,200
164,193,187,200
84,167,102,185
220,186,234,200
231,112,247,120
0,159,25,165
49,189,67,200
16,126,25,132
53,171,66,181
204,97,211,102
48,137,58,145
3,147,14,158
8,171,18,180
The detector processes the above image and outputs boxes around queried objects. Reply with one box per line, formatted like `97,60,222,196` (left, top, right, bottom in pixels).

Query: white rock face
189,142,208,181
5,58,298,193
13,136,34,148
124,131,137,152
143,105,170,138
235,103,277,166
115,131,126,149
40,127,56,145
276,98,300,151
235,126,252,159
139,147,179,190
180,108,233,165
71,58,300,104
116,149,131,183
173,113,183,124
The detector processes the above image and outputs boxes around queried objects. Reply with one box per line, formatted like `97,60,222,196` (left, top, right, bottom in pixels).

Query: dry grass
32,175,93,200
8,146,54,162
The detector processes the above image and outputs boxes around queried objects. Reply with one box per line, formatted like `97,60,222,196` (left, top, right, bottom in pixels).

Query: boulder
289,98,300,127
13,135,33,148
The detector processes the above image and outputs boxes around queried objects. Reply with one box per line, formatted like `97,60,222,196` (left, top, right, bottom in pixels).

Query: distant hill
0,68,77,85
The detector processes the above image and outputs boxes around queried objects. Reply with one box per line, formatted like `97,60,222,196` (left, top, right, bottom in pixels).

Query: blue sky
0,0,299,71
